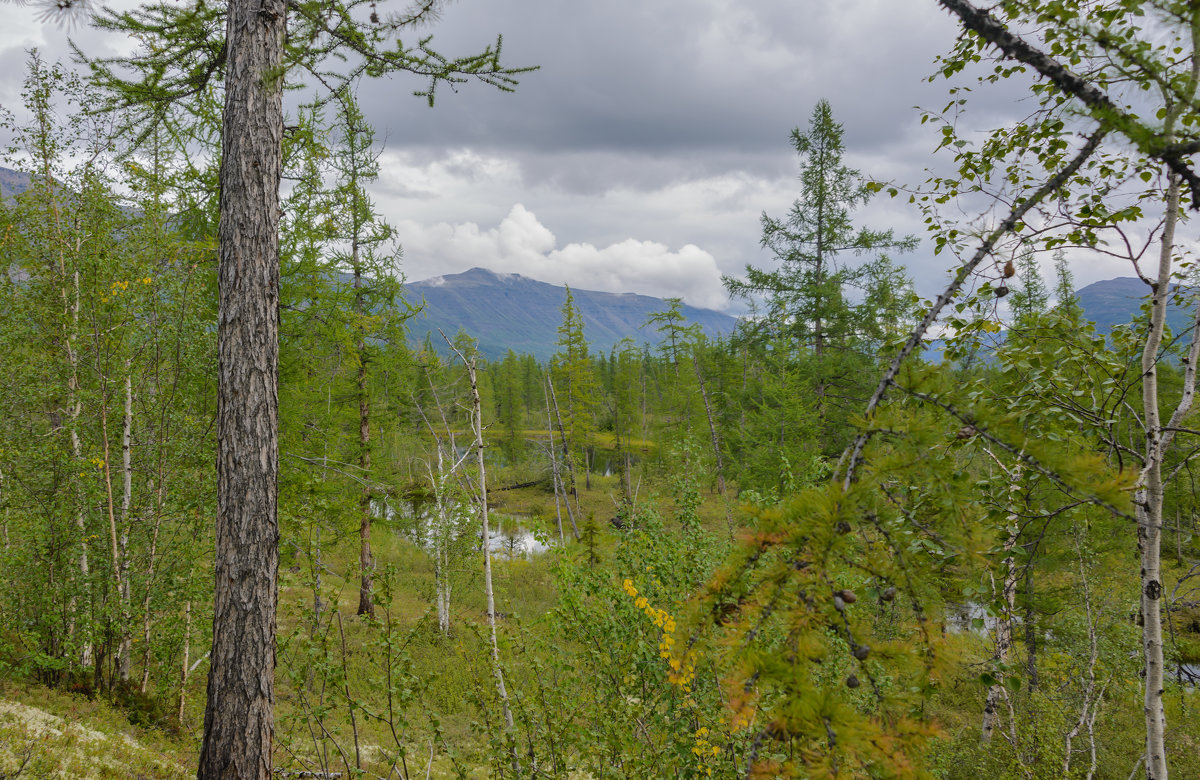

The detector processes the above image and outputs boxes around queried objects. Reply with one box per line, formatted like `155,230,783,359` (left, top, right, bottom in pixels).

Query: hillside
0,166,30,199
1074,276,1194,333
404,267,738,359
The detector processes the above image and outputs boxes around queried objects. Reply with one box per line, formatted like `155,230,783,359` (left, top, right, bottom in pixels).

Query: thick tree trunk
197,0,285,772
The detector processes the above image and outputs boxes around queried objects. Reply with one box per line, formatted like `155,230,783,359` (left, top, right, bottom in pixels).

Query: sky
0,0,1149,313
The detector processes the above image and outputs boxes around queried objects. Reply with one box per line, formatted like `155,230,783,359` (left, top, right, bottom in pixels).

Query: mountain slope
0,166,31,199
1074,276,1194,333
405,267,737,360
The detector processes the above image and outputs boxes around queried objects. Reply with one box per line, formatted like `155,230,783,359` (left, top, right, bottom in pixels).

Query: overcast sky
0,0,1145,312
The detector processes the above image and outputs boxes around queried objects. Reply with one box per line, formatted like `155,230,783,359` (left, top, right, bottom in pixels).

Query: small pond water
378,498,553,560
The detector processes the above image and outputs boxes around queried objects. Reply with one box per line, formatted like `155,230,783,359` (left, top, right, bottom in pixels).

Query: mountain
1074,276,1194,333
923,276,1195,362
0,166,31,199
404,267,738,360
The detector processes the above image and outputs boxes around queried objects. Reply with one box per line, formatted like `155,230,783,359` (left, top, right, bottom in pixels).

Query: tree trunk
179,600,191,727
98,362,130,686
547,376,581,515
197,0,285,771
355,248,374,618
982,523,1018,743
445,340,515,770
116,366,134,684
1137,174,1179,780
981,457,1021,744
140,465,167,692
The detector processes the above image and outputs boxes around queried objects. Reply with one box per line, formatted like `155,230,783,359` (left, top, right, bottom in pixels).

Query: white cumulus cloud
396,204,731,310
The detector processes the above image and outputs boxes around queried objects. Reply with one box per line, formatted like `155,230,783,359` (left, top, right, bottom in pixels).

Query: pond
378,498,553,560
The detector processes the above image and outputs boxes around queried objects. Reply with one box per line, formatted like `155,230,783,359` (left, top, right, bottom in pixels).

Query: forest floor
0,681,191,779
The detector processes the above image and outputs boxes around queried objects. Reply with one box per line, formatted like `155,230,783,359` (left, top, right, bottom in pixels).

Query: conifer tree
725,100,915,452
553,286,598,491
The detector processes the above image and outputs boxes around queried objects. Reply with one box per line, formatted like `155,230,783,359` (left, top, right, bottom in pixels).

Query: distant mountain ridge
405,267,738,360
1074,276,1194,333
0,166,31,199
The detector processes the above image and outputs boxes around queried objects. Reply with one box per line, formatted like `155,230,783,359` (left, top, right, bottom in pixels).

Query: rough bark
197,0,285,771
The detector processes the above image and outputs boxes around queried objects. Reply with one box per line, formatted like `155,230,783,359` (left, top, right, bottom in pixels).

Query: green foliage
724,100,916,456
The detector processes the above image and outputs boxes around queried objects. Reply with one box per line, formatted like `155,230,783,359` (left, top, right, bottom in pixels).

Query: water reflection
378,498,552,560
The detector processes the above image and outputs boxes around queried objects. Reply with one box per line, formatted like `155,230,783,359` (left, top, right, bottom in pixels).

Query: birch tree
893,2,1200,774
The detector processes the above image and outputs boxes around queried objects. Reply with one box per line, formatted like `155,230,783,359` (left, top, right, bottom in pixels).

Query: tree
864,2,1200,774
1008,245,1049,326
725,100,915,452
552,286,598,491
325,92,401,618
74,0,532,774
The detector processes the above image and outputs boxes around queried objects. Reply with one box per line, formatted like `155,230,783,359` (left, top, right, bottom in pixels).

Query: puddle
945,601,1007,634
1169,662,1200,687
379,499,552,559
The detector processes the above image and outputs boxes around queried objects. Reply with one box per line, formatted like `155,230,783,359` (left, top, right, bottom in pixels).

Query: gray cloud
2,0,1107,315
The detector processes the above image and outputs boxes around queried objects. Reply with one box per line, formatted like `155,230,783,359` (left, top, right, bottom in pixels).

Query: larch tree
72,0,532,775
725,99,915,453
552,285,598,492
326,91,400,619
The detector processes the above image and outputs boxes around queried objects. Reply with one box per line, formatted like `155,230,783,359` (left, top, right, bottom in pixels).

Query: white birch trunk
117,365,133,682
1135,22,1200,777
443,336,516,769
981,521,1018,742
178,599,191,726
